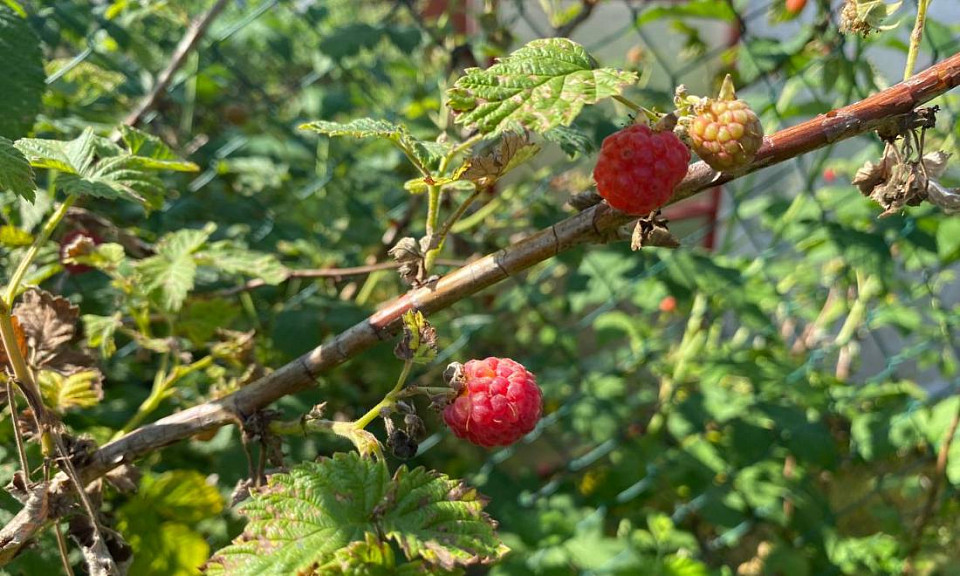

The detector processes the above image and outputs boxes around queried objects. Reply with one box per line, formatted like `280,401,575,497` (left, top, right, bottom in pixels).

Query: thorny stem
353,360,413,431
903,0,933,81
4,195,76,307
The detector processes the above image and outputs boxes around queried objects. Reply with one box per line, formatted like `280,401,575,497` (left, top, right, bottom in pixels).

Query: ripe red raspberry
442,357,542,447
593,124,690,215
688,76,764,171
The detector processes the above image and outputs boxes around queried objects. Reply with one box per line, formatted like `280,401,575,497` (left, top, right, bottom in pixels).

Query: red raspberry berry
593,124,691,215
442,357,542,447
688,75,764,171
823,168,836,183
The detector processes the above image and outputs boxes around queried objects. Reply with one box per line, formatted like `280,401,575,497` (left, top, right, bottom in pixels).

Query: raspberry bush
1,2,959,575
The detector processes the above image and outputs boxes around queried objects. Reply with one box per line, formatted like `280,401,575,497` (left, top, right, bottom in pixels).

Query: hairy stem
903,0,933,81
4,195,76,307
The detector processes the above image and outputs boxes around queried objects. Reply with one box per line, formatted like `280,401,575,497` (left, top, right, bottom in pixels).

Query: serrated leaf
447,38,637,135
137,229,210,312
300,118,407,141
204,453,391,576
137,253,196,313
37,369,103,413
119,126,199,172
206,454,501,575
16,127,192,207
0,6,44,139
381,466,506,570
197,243,289,285
16,128,98,174
0,136,35,201
82,314,122,358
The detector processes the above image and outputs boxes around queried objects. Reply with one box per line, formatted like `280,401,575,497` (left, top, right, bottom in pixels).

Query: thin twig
123,0,231,127
213,259,468,297
2,50,960,565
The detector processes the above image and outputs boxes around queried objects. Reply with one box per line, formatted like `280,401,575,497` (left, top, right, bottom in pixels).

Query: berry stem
903,0,933,81
352,359,413,430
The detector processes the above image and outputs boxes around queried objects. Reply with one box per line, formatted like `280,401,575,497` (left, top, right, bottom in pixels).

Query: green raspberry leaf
204,453,391,576
0,136,36,202
37,369,103,414
196,242,289,285
16,127,195,208
447,38,637,136
381,466,507,571
118,125,200,172
204,454,501,575
136,227,213,313
82,313,122,359
0,6,45,139
118,471,224,576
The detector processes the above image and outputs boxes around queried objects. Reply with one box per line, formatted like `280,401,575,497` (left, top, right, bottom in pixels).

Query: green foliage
447,38,638,135
205,453,504,575
15,127,198,208
0,136,35,202
1,2,959,575
117,471,224,576
0,6,44,139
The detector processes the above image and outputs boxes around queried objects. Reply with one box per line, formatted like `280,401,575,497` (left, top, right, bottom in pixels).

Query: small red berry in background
785,0,807,14
59,230,102,275
823,168,836,183
593,124,690,215
659,295,677,313
442,357,542,447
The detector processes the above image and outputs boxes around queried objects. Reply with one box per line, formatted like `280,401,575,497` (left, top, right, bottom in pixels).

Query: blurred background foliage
1,0,960,574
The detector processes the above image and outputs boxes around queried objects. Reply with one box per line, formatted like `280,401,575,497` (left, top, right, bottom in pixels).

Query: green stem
903,0,933,81
353,360,413,430
425,187,483,272
446,134,483,160
614,94,642,112
112,355,214,440
4,195,76,306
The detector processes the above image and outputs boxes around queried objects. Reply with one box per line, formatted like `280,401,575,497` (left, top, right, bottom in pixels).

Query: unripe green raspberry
688,76,764,171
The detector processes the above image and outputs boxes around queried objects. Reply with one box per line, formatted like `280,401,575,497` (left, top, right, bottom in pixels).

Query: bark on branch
3,50,959,562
